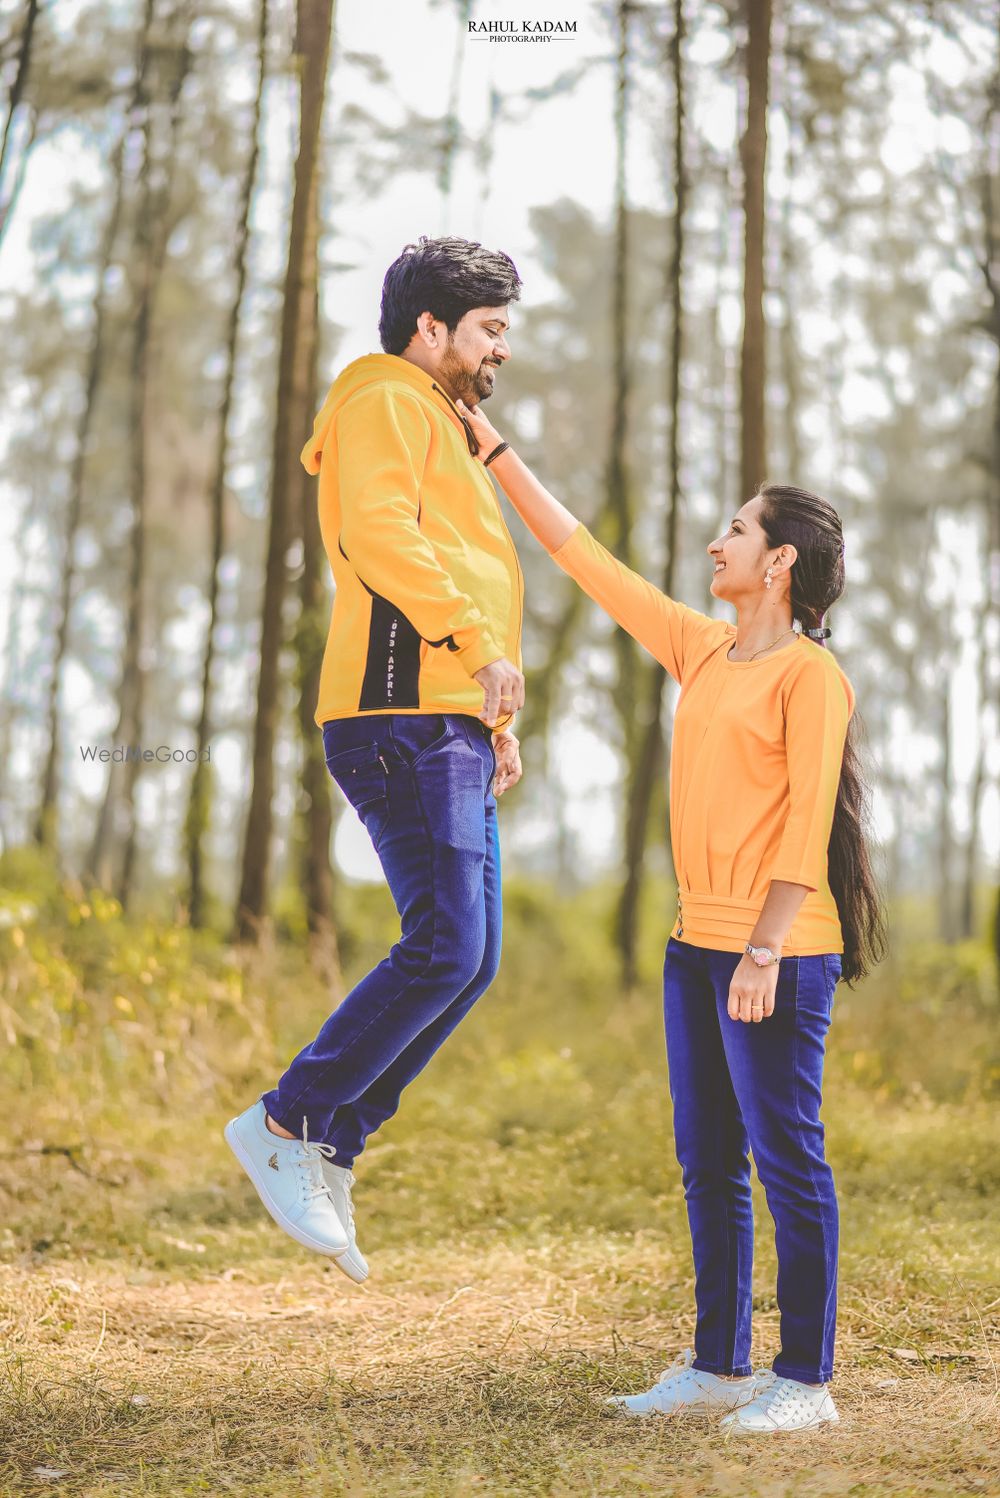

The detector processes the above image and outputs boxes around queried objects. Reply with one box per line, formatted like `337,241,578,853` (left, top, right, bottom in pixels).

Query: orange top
549,523,855,956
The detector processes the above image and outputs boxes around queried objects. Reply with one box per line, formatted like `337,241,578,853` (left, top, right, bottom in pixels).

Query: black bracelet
483,441,510,468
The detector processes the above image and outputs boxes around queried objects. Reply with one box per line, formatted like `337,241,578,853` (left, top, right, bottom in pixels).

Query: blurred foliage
1,847,995,1141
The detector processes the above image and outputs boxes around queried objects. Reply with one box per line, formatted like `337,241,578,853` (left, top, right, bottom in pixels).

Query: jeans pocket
770,955,800,1014
389,713,453,768
796,954,836,1025
326,742,390,847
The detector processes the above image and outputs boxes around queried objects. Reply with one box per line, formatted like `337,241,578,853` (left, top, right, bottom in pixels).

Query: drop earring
764,568,773,590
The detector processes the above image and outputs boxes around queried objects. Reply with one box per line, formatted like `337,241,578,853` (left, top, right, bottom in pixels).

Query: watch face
752,949,770,966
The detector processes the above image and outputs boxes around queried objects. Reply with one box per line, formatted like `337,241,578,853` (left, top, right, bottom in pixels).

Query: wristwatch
745,942,781,967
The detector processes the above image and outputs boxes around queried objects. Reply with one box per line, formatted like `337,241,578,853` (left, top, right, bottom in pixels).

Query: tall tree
185,0,269,929
0,0,39,245
234,0,335,943
739,0,771,500
617,0,686,988
606,0,639,771
438,0,471,226
34,0,157,853
292,121,340,980
88,3,194,905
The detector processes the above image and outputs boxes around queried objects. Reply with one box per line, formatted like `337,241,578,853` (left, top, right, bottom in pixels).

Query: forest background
0,1,997,1495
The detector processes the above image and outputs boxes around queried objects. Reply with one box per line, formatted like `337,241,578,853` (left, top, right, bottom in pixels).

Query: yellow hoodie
302,354,524,733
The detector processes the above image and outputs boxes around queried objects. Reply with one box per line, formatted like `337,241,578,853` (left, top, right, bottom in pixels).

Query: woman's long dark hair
758,484,887,985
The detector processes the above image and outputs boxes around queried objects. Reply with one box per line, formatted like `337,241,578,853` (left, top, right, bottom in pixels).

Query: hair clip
804,626,832,640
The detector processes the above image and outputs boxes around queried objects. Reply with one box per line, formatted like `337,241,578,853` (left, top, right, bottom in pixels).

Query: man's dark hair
379,235,522,355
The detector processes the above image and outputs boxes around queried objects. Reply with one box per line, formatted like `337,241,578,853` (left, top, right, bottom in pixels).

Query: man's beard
440,343,498,403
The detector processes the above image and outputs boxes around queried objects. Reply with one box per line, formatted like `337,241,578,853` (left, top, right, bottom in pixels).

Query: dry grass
0,1236,997,1497
0,1210,994,1492
0,866,998,1494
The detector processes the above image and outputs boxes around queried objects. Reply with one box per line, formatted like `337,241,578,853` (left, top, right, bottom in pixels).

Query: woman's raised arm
456,399,722,685
456,398,577,551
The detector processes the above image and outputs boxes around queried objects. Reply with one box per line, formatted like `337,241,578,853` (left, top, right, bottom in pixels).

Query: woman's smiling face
707,496,777,600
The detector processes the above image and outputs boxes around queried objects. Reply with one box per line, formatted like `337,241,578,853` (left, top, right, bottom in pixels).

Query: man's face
437,305,511,403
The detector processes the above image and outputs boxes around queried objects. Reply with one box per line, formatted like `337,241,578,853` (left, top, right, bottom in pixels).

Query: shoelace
340,1170,356,1230
295,1116,338,1203
753,1376,804,1419
654,1349,695,1387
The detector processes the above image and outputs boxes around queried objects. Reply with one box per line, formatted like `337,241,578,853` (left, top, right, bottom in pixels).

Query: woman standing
456,398,885,1435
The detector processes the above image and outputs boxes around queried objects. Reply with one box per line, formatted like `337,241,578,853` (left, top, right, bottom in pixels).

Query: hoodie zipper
430,382,524,684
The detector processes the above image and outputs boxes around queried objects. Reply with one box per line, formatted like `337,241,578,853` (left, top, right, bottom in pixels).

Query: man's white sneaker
224,1100,349,1258
321,1160,369,1283
719,1376,840,1434
607,1349,772,1418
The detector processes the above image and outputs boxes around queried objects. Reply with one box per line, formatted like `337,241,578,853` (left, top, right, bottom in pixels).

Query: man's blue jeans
662,937,842,1385
261,713,500,1167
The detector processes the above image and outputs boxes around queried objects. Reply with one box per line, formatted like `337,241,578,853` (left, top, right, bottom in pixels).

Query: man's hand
491,730,522,797
727,955,780,1023
473,657,525,727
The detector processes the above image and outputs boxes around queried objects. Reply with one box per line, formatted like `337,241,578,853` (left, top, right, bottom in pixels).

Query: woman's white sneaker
607,1349,771,1417
719,1375,839,1434
224,1100,350,1258
320,1161,369,1283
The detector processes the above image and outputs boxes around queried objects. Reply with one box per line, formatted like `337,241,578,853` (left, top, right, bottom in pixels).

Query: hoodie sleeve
547,523,727,684
770,658,853,892
333,383,505,676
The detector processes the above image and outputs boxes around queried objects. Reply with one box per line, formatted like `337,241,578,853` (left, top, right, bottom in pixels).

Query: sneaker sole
610,1406,729,1419
725,1411,841,1435
224,1119,350,1258
331,1246,369,1285
609,1399,755,1419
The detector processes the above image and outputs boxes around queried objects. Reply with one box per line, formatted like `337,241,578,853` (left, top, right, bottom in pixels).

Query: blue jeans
662,937,842,1384
261,713,500,1167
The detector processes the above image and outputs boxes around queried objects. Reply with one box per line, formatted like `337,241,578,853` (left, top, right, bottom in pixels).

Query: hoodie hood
301,353,466,474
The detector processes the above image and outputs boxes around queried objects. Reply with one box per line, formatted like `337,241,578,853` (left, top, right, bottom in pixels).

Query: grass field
1,859,998,1495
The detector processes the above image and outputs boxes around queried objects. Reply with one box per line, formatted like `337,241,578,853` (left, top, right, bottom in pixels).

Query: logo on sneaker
268,1152,279,1171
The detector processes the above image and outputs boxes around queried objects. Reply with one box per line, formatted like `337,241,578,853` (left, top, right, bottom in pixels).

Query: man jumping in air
225,236,525,1283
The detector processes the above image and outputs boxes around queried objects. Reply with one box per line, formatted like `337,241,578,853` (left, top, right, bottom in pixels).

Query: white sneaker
224,1100,349,1258
607,1349,771,1418
321,1161,369,1283
720,1375,840,1434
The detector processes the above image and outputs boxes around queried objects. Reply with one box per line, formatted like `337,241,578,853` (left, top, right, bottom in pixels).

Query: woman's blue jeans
662,936,842,1384
261,713,500,1167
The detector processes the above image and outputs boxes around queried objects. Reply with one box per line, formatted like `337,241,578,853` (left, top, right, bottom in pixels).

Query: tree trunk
89,5,194,907
778,82,802,479
233,0,335,944
293,166,341,984
34,0,156,852
937,675,956,943
0,0,39,246
295,451,342,986
185,0,269,929
739,0,771,501
439,0,471,226
606,0,638,772
981,22,1000,971
617,0,685,989
959,600,991,940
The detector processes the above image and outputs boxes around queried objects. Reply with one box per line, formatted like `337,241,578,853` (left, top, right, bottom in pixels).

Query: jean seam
791,956,831,1385
773,1358,833,1384
278,755,442,1124
326,772,499,1162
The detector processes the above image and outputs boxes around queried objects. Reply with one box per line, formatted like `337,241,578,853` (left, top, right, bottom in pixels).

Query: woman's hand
456,398,503,462
727,955,780,1023
491,729,522,797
